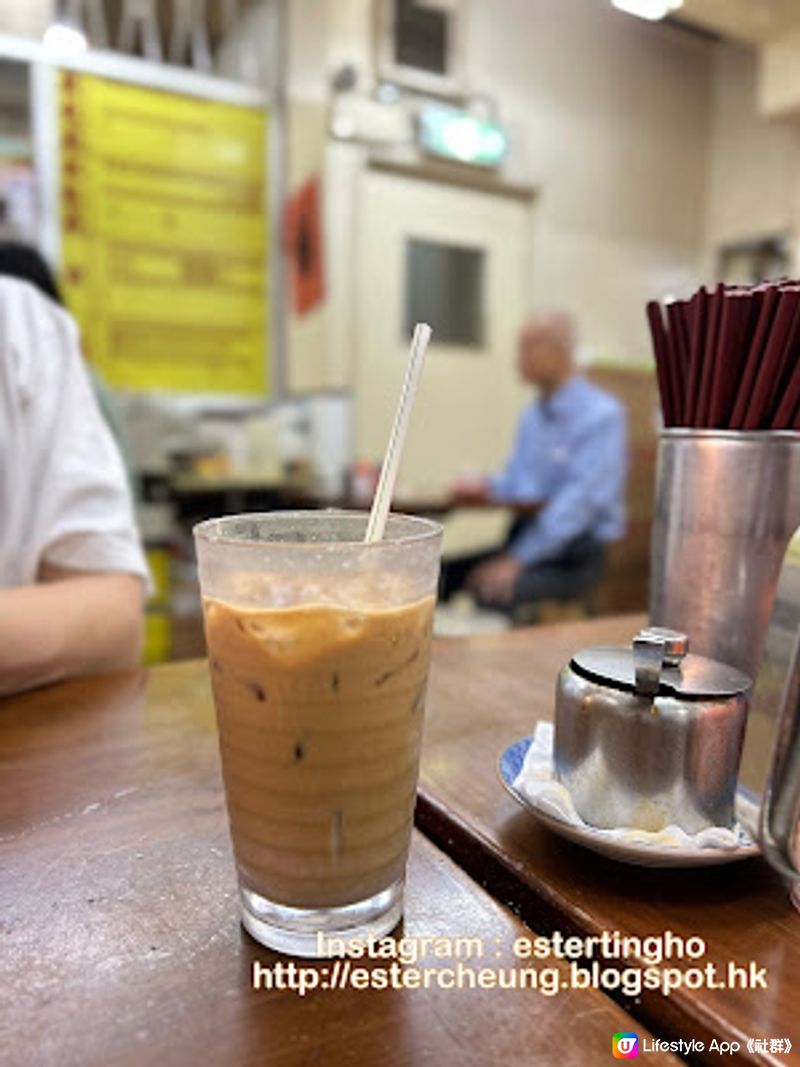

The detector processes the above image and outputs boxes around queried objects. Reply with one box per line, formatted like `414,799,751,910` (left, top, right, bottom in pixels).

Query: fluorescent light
43,22,88,54
419,106,507,168
611,0,683,20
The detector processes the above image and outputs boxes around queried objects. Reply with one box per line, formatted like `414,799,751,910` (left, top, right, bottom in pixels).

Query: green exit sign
418,106,507,168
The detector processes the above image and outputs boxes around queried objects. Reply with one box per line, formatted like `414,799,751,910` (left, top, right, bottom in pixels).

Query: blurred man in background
441,312,627,621
0,275,147,696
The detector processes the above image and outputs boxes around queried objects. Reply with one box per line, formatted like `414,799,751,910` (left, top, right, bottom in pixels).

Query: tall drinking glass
194,511,442,957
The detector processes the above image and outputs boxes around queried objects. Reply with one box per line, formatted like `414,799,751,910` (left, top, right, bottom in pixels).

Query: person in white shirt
0,276,148,696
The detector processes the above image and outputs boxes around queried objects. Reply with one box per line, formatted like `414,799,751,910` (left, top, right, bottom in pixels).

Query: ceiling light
43,22,88,52
43,0,89,54
611,0,683,21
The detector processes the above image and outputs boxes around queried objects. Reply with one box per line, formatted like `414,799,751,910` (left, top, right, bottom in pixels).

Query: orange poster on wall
284,176,324,316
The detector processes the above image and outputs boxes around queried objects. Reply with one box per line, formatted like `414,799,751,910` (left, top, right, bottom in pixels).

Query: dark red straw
742,287,800,430
684,287,707,425
764,310,800,426
729,286,780,429
666,300,691,425
666,303,687,424
646,278,800,429
646,301,676,425
771,356,800,428
694,284,724,428
708,291,758,429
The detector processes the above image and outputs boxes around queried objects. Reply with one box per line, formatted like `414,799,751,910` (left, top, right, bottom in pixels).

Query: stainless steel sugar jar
554,627,751,834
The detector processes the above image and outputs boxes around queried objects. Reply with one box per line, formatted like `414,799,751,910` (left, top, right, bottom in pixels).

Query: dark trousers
439,524,607,620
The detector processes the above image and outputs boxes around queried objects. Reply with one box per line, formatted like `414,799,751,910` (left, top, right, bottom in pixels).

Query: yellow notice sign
60,70,269,395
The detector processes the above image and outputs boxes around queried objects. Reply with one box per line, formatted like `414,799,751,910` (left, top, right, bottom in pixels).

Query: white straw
364,323,432,543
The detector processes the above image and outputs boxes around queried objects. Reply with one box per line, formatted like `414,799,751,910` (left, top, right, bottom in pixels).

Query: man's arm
487,410,534,502
450,408,543,508
0,567,144,697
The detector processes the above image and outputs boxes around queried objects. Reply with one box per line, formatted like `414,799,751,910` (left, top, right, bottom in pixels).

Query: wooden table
170,475,290,522
169,475,542,524
1,660,677,1067
419,617,800,1067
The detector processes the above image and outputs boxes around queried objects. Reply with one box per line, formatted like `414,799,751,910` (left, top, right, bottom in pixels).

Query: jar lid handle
633,628,688,696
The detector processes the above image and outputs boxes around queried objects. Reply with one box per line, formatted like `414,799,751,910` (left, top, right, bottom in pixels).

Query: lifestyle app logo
613,1033,639,1058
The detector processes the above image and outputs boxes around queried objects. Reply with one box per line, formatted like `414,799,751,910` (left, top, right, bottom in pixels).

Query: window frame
375,0,467,98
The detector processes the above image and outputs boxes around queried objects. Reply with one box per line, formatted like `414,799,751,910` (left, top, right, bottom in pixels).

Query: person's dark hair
0,241,64,306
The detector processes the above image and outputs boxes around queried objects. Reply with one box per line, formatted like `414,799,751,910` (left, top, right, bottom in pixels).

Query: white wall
285,0,329,101
462,0,713,362
0,0,51,38
704,41,800,258
295,0,716,374
285,4,800,388
279,0,717,399
216,0,280,92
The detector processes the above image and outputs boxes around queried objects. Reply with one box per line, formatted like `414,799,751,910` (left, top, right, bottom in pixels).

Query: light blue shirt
489,375,627,567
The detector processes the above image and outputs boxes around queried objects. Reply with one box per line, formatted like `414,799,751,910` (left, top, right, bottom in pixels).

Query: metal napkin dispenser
554,627,751,834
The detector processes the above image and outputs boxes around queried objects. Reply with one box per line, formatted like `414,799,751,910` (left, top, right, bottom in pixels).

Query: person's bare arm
0,566,144,697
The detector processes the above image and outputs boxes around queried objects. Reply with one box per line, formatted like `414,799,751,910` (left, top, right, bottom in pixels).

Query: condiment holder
554,627,751,835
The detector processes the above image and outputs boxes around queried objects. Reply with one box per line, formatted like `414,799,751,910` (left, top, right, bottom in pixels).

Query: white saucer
499,736,760,869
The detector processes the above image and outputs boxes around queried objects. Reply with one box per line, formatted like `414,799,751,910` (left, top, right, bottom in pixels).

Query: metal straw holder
649,430,800,682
